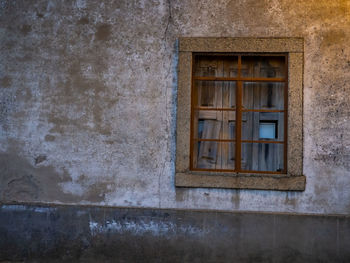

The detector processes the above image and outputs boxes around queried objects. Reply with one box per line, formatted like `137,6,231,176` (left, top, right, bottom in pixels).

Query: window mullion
236,81,242,172
235,55,242,172
283,54,288,173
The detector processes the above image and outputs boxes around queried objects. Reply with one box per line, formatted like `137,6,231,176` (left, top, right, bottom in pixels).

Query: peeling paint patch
33,207,56,213
1,205,56,213
89,219,206,238
1,205,28,211
60,182,85,197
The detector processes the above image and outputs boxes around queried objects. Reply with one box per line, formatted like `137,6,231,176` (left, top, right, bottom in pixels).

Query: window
191,54,286,173
176,38,305,191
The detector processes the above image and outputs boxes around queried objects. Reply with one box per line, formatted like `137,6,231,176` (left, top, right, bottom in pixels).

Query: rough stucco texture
0,0,350,214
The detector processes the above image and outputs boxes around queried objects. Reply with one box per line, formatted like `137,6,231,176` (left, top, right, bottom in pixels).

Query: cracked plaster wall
0,0,350,214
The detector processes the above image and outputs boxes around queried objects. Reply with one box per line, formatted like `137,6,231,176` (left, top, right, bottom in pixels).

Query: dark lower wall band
0,204,349,262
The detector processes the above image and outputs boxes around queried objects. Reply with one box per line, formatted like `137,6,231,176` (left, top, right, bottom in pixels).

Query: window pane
222,142,236,170
241,143,284,172
243,82,284,110
194,81,236,108
242,112,284,141
194,56,238,77
194,56,219,77
194,142,235,170
222,82,236,108
228,120,236,140
195,80,218,108
259,123,276,139
223,57,238,78
194,110,236,140
196,117,222,140
241,56,285,78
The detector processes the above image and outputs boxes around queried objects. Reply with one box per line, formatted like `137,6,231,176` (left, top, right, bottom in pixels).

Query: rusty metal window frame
175,38,305,191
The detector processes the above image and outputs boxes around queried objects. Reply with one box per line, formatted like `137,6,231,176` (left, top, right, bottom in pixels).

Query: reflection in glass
259,122,277,139
241,143,284,172
194,56,238,77
243,82,284,110
195,81,236,108
195,111,236,140
197,118,222,140
241,56,285,78
194,142,235,170
242,112,284,141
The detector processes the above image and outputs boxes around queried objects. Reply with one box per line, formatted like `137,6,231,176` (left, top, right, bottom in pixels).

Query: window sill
175,172,306,191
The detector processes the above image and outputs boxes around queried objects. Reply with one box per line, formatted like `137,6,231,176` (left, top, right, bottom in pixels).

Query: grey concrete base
0,204,349,263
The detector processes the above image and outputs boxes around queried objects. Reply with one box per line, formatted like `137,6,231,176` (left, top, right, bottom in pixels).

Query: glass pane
243,82,284,110
223,57,238,77
221,111,236,140
193,110,236,140
228,120,236,140
196,117,222,140
195,141,219,169
241,56,285,78
195,80,218,108
194,56,238,77
194,142,235,170
242,112,284,141
259,123,276,139
222,142,236,170
194,110,236,140
194,56,219,77
195,81,236,109
241,143,284,172
222,82,236,108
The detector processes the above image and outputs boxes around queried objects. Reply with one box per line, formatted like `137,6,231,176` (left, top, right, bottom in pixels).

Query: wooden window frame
190,53,287,174
175,38,305,191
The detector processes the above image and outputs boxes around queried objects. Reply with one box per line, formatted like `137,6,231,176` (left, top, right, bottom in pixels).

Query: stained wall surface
1,204,350,262
1,0,350,214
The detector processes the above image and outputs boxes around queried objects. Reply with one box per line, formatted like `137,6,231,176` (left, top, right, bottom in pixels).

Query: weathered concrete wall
0,0,350,214
1,204,350,262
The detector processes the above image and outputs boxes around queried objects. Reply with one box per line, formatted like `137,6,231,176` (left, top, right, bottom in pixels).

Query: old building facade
1,0,350,261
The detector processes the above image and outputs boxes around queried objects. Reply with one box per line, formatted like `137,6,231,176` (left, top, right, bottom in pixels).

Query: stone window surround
175,37,305,191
